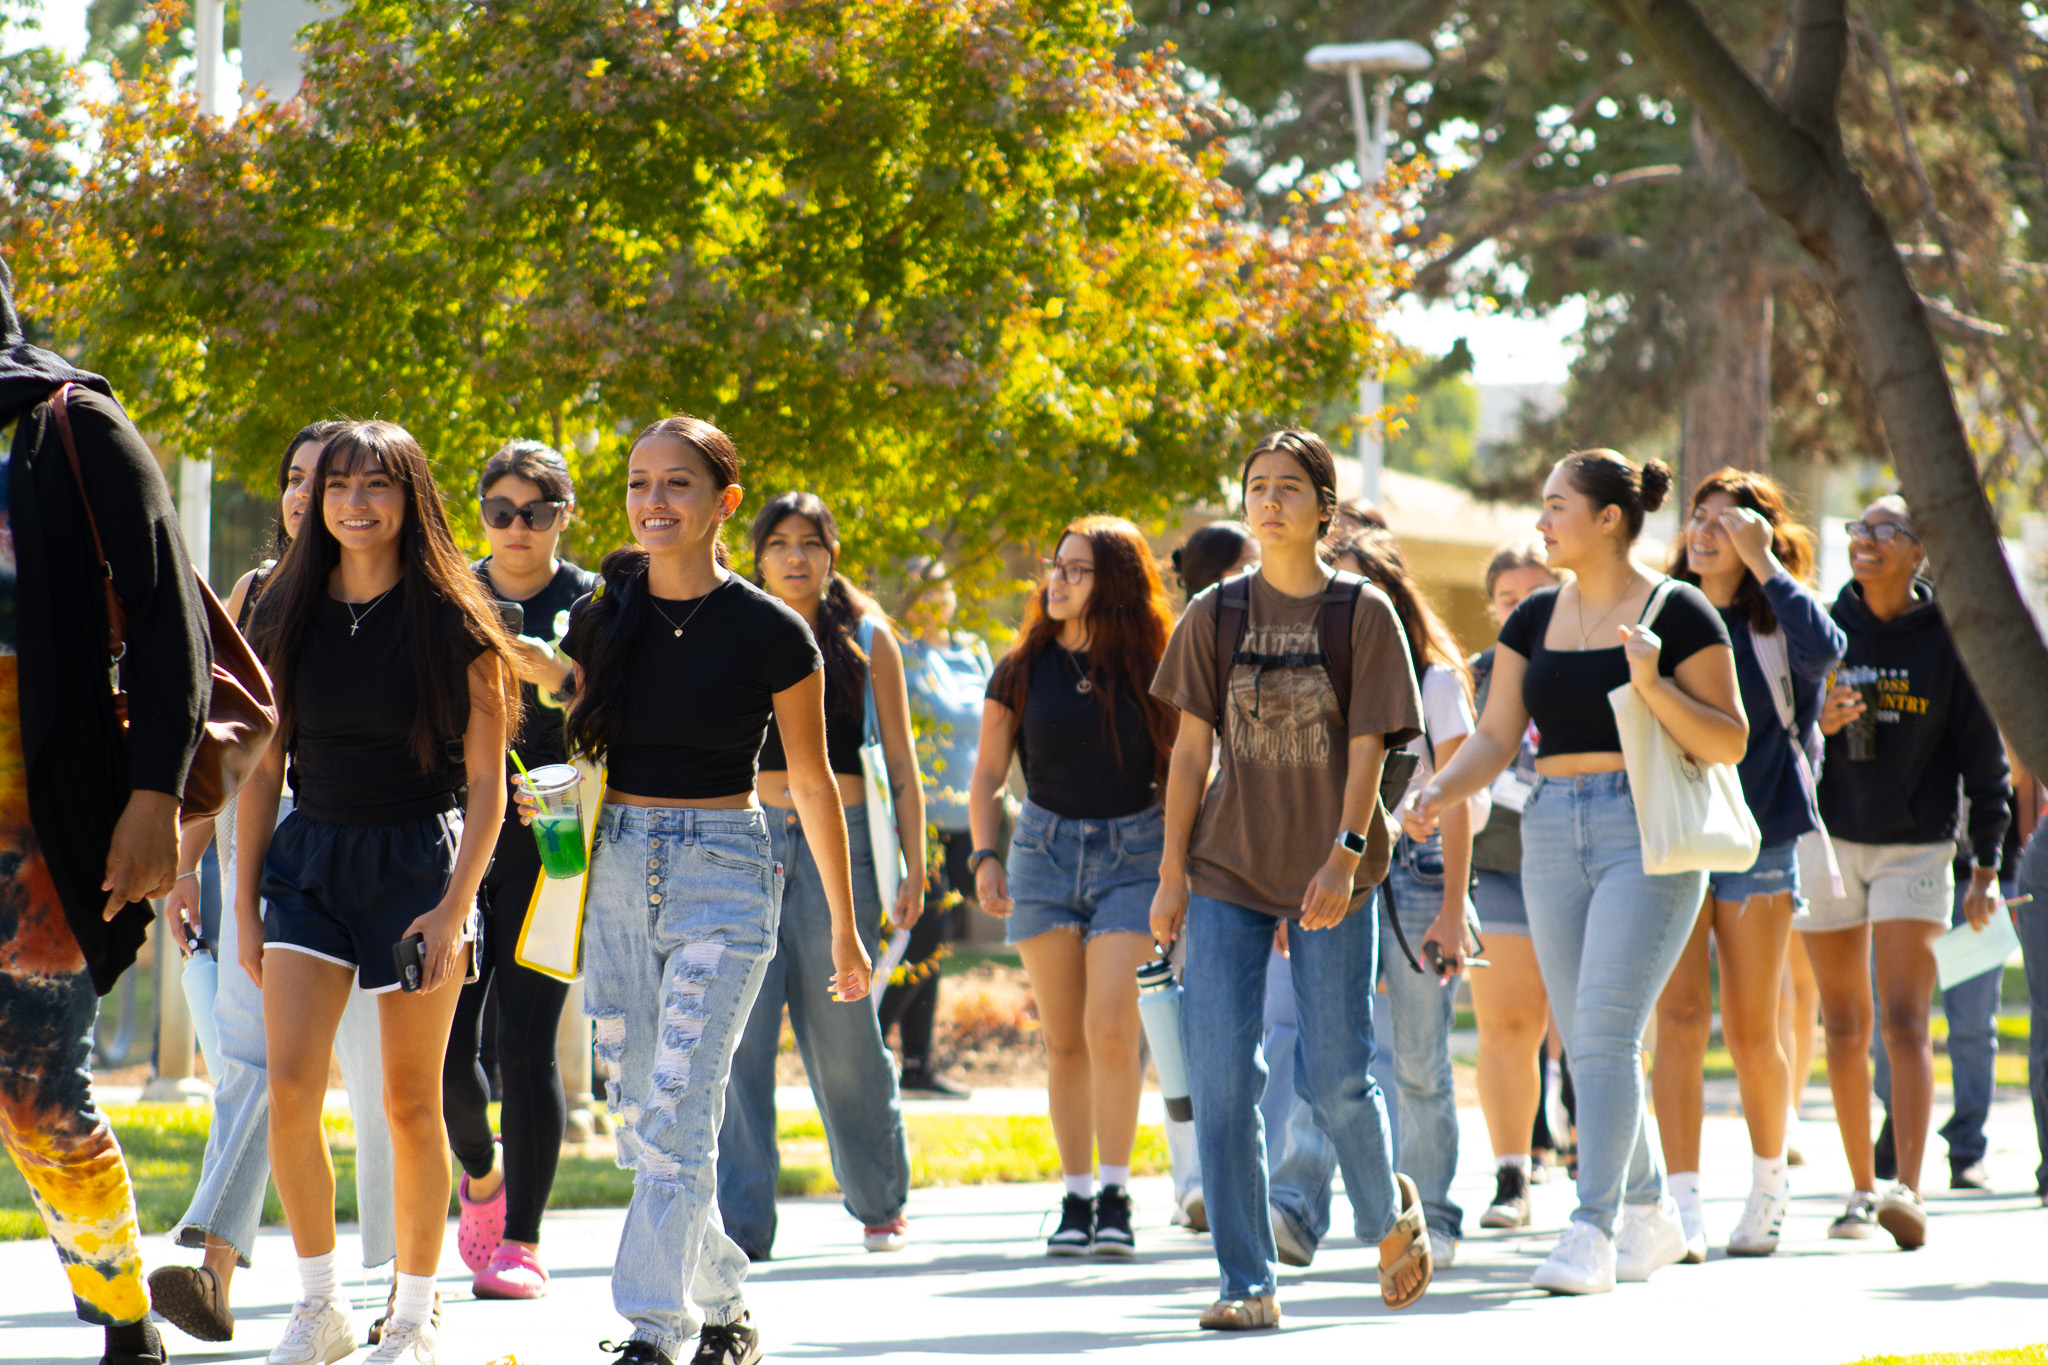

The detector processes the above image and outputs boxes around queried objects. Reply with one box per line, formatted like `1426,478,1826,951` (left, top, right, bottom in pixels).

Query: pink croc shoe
457,1169,508,1274
474,1242,549,1300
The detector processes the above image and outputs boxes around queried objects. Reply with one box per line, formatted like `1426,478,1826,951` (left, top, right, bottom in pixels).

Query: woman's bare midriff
755,770,867,810
1534,752,1627,778
605,787,759,810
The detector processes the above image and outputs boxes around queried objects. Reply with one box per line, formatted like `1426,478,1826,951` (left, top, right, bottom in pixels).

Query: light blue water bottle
1135,956,1194,1122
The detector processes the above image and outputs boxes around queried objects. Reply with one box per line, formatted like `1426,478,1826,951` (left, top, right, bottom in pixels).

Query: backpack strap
1749,621,1844,897
1213,571,1252,726
49,384,128,673
1318,571,1364,724
858,615,881,747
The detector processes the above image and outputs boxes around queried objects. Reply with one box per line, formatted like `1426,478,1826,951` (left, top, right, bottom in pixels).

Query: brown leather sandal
1198,1294,1280,1331
146,1264,235,1342
1378,1172,1434,1311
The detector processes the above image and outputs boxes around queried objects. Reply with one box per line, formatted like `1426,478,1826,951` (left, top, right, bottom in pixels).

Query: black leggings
442,864,571,1246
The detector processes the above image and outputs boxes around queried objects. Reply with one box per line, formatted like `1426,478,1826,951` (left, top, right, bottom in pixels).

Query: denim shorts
261,808,466,992
1706,837,1804,911
1471,867,1529,937
1003,800,1162,945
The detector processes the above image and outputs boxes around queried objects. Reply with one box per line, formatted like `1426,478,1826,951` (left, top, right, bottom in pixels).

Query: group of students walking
1,239,2039,1365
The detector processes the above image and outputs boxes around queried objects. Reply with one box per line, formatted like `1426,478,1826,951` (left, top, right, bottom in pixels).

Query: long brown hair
749,491,887,717
989,515,1178,782
1667,466,1818,634
250,421,521,771
1330,529,1471,704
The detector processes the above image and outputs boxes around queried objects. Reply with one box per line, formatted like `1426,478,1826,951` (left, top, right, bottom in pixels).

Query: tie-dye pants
0,839,151,1327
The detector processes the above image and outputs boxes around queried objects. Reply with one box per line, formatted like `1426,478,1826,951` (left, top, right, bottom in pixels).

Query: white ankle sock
1668,1171,1703,1217
390,1272,436,1330
1753,1151,1789,1199
297,1250,339,1308
1499,1154,1531,1173
1063,1172,1095,1198
1099,1165,1131,1190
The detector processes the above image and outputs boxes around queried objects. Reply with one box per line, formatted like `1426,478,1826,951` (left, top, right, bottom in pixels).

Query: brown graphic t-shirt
1151,569,1422,919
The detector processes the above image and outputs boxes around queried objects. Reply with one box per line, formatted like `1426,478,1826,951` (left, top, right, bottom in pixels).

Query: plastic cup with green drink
521,763,588,879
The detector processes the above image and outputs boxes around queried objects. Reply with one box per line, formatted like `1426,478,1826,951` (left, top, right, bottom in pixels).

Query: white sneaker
1675,1197,1707,1264
1828,1190,1880,1239
363,1318,437,1365
1614,1197,1687,1282
1531,1221,1615,1295
268,1298,356,1365
1269,1205,1314,1268
1428,1231,1457,1269
1727,1184,1788,1257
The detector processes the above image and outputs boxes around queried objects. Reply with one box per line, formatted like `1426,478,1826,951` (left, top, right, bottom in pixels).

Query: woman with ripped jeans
549,415,870,1365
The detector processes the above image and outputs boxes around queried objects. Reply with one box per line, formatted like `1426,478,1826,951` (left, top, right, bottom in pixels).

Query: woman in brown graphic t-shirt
1148,429,1430,1330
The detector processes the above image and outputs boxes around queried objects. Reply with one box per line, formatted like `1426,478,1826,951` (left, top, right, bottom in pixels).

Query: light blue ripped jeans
584,804,783,1359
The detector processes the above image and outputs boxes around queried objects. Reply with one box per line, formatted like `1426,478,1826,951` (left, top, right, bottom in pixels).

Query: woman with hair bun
1413,449,1746,1296
1651,468,1843,1261
1172,522,1260,604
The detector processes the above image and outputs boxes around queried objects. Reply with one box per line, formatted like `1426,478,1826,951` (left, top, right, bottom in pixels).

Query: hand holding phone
393,933,426,993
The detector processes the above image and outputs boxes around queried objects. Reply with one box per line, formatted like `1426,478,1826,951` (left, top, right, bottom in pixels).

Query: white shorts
1796,837,1955,933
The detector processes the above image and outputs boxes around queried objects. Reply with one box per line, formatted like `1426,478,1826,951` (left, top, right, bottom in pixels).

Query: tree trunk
1606,0,2048,781
1680,264,1772,499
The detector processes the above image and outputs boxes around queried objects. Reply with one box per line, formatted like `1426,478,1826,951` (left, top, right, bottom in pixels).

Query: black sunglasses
482,496,568,531
1844,519,1919,545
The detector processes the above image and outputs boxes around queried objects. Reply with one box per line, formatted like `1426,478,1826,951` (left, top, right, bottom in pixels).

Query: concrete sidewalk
4,1092,2044,1365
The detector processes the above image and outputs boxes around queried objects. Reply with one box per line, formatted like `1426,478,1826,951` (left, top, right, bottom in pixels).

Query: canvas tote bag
857,618,914,1001
515,758,606,981
1608,579,1761,875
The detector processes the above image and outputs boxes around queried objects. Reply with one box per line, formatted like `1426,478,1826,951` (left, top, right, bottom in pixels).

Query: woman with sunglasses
439,441,597,1300
968,516,1178,1257
716,491,921,1261
1796,495,2009,1249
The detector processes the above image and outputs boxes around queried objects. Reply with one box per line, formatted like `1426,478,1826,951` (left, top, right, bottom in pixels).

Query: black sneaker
101,1320,166,1365
1094,1185,1136,1257
899,1066,971,1099
1047,1193,1094,1256
1950,1159,1990,1191
1479,1164,1531,1229
603,1339,676,1365
1874,1117,1897,1182
691,1316,763,1365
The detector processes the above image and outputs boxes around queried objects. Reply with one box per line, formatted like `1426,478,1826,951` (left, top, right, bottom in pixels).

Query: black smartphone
393,933,426,993
493,600,524,636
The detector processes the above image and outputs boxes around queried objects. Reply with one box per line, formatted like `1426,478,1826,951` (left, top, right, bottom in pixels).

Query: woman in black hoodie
1798,495,2009,1251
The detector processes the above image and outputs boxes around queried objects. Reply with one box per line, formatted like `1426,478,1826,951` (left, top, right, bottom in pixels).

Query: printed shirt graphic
1153,569,1422,919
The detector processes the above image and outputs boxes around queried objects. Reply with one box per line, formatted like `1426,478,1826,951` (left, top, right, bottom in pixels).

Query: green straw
509,748,535,785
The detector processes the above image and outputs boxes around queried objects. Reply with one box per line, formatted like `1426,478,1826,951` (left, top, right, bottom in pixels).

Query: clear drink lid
523,763,581,795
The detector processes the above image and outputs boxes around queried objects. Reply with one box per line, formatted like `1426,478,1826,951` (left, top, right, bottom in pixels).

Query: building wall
241,0,342,104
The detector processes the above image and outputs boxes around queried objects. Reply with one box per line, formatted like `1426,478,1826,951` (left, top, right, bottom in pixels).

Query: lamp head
1304,41,1433,75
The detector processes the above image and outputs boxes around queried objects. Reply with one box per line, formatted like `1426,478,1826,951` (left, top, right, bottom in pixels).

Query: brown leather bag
51,384,279,819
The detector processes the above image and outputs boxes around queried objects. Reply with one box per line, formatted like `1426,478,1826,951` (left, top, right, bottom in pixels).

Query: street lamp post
1305,40,1432,507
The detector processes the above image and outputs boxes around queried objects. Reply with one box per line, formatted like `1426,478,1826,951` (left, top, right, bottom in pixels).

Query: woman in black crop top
1412,449,1745,1296
967,515,1179,1257
715,491,922,1262
237,421,521,1363
553,417,863,1365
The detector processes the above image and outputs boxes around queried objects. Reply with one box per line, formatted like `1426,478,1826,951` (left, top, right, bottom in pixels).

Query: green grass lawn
1846,1348,2048,1365
0,1104,1167,1243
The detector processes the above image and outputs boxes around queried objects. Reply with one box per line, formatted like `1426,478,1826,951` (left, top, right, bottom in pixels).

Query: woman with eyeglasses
968,516,1178,1258
1796,495,2009,1249
437,441,597,1300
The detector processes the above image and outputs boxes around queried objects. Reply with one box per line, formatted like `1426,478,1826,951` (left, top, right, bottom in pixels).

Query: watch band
1334,829,1367,856
967,848,1001,874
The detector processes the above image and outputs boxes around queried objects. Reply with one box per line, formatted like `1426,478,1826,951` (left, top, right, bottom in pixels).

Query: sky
15,0,1581,386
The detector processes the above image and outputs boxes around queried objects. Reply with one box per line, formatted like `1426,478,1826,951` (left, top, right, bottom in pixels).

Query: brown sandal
1378,1172,1434,1311
1198,1295,1281,1331
146,1264,235,1342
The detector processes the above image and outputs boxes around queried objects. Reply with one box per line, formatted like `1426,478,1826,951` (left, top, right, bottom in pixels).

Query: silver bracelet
176,870,201,884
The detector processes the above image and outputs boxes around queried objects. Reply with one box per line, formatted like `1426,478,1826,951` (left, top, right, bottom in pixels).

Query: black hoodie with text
1817,580,2010,867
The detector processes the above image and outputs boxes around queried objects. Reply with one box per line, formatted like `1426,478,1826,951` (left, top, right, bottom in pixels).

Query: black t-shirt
757,631,870,777
997,646,1158,820
561,574,821,800
290,585,486,824
474,557,598,769
1496,581,1729,757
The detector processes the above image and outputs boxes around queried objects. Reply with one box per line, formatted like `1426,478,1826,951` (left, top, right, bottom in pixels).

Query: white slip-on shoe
1727,1184,1789,1257
1531,1221,1616,1295
267,1298,356,1365
1269,1205,1314,1268
1614,1197,1687,1282
1429,1231,1458,1269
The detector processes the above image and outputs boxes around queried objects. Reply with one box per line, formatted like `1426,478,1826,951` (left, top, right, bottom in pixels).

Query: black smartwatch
1334,829,1368,856
966,848,1001,875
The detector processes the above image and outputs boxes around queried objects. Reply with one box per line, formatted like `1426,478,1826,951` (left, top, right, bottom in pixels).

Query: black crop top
289,586,486,825
561,574,821,799
757,640,871,777
1495,582,1730,757
997,646,1159,820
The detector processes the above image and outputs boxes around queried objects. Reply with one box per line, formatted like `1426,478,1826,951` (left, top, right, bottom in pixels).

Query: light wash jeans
1182,893,1398,1300
718,810,909,1258
1270,852,1462,1248
1872,875,2016,1167
585,804,782,1358
1521,772,1705,1236
172,793,396,1268
2014,828,2048,1196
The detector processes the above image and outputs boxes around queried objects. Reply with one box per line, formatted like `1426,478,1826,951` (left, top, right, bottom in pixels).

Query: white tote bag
1609,580,1762,875
857,617,907,916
